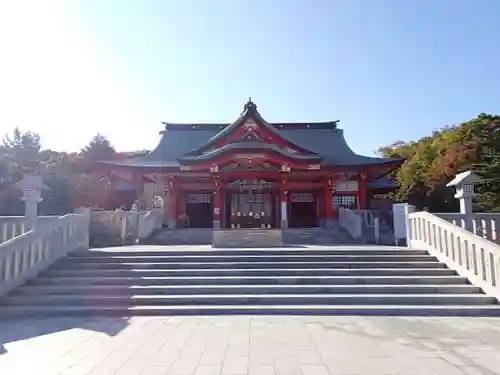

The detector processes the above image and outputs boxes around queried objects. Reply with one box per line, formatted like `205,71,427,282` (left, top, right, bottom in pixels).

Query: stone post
16,175,46,231
393,203,415,246
446,170,482,232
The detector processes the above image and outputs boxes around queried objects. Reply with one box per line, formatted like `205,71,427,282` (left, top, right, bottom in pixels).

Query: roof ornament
243,97,257,113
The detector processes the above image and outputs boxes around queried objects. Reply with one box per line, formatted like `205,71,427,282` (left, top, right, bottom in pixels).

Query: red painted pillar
317,190,324,223
358,172,367,209
176,190,185,216
166,177,177,228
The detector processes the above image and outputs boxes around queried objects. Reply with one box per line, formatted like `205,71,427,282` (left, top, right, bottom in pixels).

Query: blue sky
1,1,499,155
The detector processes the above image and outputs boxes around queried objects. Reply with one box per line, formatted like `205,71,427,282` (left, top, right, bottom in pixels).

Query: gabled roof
192,99,318,156
99,100,403,169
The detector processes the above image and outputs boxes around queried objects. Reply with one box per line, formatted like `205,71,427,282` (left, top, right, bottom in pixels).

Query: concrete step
71,248,430,257
51,261,448,270
30,275,469,286
42,267,458,277
4,294,497,306
4,304,500,317
61,255,438,263
15,284,483,296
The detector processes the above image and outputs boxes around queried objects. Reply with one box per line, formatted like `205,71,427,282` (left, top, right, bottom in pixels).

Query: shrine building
97,99,402,229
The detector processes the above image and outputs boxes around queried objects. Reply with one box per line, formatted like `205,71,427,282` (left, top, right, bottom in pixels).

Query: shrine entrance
185,193,213,228
289,192,318,228
227,180,275,229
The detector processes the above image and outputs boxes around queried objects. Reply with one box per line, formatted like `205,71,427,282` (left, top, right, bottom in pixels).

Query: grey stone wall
212,229,283,248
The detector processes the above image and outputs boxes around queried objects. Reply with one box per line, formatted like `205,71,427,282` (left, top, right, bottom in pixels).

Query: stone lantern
16,175,48,231
446,170,482,231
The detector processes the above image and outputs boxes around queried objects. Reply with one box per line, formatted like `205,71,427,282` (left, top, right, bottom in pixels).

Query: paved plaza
0,316,500,374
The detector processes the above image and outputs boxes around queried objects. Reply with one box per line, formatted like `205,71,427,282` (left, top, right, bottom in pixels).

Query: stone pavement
0,316,500,375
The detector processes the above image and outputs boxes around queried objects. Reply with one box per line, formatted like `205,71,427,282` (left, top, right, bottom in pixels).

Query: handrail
0,214,89,297
434,212,500,243
0,216,60,243
408,211,500,300
338,207,362,240
138,209,164,239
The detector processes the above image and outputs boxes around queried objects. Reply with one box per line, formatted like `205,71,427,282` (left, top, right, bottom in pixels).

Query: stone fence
86,208,163,247
0,216,60,243
408,211,500,301
338,208,363,241
435,213,500,244
0,214,89,297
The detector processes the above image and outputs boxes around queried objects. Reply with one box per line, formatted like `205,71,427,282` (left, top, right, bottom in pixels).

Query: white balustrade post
130,201,140,244
446,171,483,232
75,206,91,247
16,175,47,231
393,203,415,246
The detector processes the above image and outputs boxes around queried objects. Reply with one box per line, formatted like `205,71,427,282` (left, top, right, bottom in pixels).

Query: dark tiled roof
101,100,401,169
106,125,401,168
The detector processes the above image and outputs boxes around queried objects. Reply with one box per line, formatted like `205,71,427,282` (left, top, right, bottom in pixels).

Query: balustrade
0,216,60,243
0,214,89,297
408,211,500,300
338,207,363,240
435,213,500,243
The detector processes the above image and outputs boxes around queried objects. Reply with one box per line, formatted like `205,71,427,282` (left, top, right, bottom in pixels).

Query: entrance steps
146,227,356,246
1,246,500,316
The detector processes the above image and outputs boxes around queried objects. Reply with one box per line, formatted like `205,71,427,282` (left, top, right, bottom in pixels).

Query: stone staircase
1,246,500,316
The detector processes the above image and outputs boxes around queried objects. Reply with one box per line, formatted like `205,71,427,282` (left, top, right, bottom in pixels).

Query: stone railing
435,213,500,244
0,216,60,243
408,211,500,300
0,214,89,297
90,210,141,246
89,209,164,247
338,207,363,240
138,209,164,240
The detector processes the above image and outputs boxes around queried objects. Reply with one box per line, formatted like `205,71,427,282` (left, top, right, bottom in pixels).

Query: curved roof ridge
179,142,322,163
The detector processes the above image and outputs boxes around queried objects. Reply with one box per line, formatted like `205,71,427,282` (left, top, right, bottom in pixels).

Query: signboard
290,193,314,203
187,194,212,204
228,180,273,191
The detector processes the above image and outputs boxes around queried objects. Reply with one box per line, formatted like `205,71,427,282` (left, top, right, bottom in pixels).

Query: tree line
378,113,500,212
0,129,145,215
2,113,500,216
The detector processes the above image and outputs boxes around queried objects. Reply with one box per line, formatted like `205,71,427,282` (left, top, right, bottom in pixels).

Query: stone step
15,284,482,296
51,261,448,270
4,294,497,306
61,255,438,263
31,275,469,286
4,304,500,317
42,267,458,277
71,248,430,257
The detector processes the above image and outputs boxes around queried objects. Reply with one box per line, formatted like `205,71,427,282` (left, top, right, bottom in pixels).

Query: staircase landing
146,227,356,246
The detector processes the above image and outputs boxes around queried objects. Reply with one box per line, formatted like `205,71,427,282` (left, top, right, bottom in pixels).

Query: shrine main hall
98,100,402,229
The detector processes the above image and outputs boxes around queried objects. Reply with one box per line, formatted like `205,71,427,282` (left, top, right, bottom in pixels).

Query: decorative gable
183,99,319,162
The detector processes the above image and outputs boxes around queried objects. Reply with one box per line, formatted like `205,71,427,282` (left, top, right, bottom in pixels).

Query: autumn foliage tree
379,113,500,212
